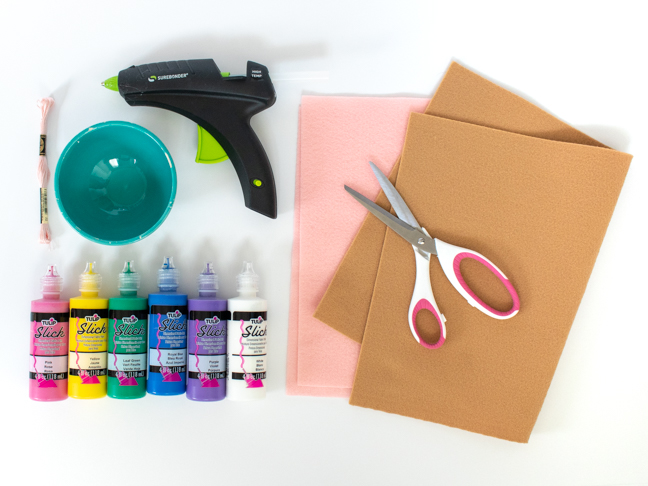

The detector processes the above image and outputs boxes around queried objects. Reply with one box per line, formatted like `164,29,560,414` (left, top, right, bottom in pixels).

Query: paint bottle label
149,306,188,382
108,310,148,386
30,312,69,387
69,309,109,383
227,312,267,389
188,310,230,386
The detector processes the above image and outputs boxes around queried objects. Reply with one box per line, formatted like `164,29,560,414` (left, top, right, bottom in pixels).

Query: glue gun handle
202,115,277,219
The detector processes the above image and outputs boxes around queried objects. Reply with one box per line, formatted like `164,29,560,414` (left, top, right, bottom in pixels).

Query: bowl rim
54,120,177,246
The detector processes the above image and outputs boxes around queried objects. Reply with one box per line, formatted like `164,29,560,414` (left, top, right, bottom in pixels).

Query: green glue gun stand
103,59,277,219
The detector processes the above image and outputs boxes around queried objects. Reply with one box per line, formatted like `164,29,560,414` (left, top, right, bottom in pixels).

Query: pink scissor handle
434,238,520,319
408,248,447,349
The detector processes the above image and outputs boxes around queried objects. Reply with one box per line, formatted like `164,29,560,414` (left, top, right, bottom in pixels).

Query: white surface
1,1,647,485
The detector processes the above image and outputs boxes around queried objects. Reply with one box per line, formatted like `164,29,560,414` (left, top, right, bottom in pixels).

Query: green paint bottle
107,261,148,399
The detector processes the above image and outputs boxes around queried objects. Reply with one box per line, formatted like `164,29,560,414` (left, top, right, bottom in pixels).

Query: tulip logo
122,315,139,324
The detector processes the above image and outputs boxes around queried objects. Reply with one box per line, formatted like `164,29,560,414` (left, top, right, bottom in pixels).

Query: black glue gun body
116,59,277,219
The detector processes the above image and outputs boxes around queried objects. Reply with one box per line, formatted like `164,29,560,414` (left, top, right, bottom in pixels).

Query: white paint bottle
226,262,268,400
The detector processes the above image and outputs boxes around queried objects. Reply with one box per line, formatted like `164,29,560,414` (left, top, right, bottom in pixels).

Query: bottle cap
118,261,140,294
198,262,219,297
79,262,102,293
157,256,179,292
41,264,63,298
236,261,259,292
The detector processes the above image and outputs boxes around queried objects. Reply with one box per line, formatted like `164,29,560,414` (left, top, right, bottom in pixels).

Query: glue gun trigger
196,125,229,164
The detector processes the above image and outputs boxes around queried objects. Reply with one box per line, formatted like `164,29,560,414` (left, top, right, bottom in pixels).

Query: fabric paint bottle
227,262,268,400
147,257,188,395
187,262,229,401
29,265,69,401
68,262,108,399
108,261,148,399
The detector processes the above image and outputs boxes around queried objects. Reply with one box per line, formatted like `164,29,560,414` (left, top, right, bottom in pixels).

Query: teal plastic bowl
55,121,176,245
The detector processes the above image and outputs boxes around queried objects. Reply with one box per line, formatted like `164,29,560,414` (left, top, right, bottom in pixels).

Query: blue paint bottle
147,257,187,395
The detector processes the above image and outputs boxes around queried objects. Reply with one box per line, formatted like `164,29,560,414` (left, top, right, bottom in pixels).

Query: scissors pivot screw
418,238,425,245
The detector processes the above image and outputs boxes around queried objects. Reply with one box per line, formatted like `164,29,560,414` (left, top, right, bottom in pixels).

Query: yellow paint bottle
68,262,109,399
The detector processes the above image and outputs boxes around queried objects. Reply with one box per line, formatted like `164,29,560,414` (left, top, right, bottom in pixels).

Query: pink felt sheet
287,96,429,396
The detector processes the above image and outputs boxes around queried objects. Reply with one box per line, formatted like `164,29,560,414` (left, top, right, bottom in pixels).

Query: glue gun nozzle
102,76,119,92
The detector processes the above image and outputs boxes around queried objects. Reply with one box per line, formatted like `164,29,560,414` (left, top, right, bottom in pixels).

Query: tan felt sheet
314,63,632,441
315,63,609,343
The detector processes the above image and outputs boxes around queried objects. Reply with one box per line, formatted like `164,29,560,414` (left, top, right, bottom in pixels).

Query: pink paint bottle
29,265,69,401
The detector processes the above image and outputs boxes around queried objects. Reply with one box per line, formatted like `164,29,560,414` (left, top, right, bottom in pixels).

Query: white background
1,1,647,485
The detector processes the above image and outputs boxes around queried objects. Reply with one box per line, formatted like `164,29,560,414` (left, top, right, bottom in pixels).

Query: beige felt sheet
314,63,632,442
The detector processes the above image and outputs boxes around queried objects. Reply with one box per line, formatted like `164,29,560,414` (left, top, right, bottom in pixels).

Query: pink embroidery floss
37,97,55,245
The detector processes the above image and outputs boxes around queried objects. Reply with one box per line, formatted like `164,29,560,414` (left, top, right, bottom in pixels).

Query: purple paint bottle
187,262,228,401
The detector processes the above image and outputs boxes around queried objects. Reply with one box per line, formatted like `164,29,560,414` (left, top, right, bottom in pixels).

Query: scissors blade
369,161,421,229
344,185,437,255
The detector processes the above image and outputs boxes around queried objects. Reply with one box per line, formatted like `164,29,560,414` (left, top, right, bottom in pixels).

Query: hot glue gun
103,59,277,219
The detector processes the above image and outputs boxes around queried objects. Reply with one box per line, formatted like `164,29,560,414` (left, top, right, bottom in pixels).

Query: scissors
344,162,520,349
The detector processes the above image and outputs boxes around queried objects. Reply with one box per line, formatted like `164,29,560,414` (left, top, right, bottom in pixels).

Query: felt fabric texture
315,63,632,441
287,113,350,396
286,96,429,394
315,62,610,343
